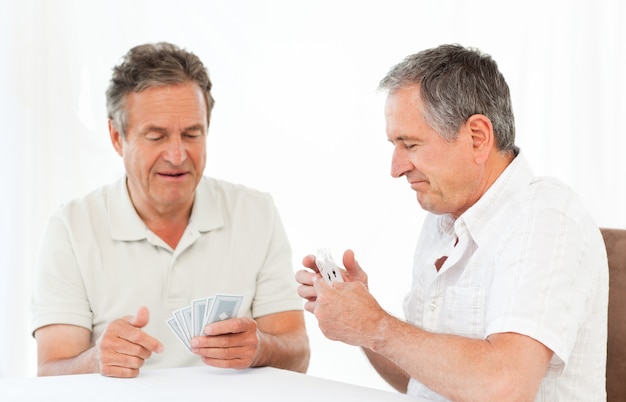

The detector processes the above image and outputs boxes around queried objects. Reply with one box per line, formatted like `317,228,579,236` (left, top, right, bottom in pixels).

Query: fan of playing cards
166,294,243,351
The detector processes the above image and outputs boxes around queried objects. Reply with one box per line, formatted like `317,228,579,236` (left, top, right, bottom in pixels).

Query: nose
390,146,412,178
164,136,187,165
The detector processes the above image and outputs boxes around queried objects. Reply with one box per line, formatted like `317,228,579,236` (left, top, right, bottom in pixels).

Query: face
386,86,485,217
109,82,208,217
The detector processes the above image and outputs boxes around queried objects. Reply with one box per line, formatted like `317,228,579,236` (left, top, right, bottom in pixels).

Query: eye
182,128,205,139
146,133,165,141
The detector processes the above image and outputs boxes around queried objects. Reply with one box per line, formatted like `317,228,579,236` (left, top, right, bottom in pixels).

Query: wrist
368,312,395,353
250,329,268,368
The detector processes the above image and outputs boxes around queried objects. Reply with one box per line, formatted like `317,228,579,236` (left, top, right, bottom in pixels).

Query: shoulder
49,179,122,222
498,154,590,222
524,175,590,220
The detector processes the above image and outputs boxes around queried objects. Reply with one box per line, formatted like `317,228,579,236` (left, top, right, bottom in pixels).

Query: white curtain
1,0,624,391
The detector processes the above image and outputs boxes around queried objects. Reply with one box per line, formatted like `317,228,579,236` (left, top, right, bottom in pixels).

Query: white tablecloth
0,366,419,401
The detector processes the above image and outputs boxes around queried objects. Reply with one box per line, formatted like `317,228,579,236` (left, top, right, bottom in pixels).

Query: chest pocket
440,286,486,338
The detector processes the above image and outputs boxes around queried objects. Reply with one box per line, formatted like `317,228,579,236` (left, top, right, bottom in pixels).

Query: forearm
253,328,310,373
35,324,100,376
38,347,99,376
362,347,409,393
364,315,549,401
368,319,490,400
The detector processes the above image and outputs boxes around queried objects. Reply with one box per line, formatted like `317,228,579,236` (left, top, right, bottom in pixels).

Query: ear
109,119,124,157
465,114,494,164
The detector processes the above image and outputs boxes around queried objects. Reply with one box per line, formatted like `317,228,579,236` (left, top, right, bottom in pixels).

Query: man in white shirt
32,42,310,378
296,44,608,401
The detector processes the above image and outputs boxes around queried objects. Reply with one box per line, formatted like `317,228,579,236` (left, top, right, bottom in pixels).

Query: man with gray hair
296,44,608,401
32,42,310,378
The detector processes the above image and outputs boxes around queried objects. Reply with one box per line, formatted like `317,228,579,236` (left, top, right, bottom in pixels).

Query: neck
452,150,516,219
127,188,195,249
139,207,192,249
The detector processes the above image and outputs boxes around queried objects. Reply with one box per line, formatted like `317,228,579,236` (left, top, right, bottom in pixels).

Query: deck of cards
315,249,344,285
166,294,243,351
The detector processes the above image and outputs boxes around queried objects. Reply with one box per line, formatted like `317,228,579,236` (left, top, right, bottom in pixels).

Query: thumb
342,249,368,286
128,306,150,328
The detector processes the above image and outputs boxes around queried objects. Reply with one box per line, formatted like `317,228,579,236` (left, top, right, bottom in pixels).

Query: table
0,366,419,401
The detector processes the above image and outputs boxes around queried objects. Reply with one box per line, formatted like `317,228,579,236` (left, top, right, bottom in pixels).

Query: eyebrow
388,135,417,144
143,124,206,134
182,124,206,133
144,126,168,135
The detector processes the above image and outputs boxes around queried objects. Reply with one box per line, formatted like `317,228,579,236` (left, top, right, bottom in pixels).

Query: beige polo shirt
31,176,303,369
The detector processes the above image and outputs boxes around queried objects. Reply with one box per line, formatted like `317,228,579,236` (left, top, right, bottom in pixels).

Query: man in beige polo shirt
31,42,310,378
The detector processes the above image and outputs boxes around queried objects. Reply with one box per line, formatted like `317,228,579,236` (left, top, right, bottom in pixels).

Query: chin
416,196,443,216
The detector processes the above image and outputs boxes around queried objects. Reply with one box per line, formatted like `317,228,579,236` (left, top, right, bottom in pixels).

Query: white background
1,0,624,393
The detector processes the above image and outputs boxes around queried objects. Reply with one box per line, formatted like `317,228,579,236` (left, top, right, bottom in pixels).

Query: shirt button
429,301,437,311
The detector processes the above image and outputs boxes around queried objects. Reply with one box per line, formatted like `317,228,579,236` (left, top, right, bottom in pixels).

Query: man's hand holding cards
166,293,243,351
315,249,344,285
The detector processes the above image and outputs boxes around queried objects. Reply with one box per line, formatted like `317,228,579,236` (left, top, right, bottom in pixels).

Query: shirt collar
108,176,224,241
188,177,224,233
455,153,534,247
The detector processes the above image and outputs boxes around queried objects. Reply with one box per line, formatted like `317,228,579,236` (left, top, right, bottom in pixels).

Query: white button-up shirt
404,154,608,401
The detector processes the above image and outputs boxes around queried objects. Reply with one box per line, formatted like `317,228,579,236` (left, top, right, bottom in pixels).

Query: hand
312,276,386,348
190,317,261,369
295,249,369,313
94,306,164,378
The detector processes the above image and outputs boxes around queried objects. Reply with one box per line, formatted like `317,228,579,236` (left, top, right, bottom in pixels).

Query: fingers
201,316,255,336
97,343,146,378
96,308,163,377
191,318,259,369
310,277,379,346
128,305,150,328
97,332,148,378
296,268,320,313
297,253,345,314
342,249,356,269
311,274,328,293
122,307,163,354
301,254,318,271
342,249,368,287
295,268,317,286
298,251,363,314
310,275,335,314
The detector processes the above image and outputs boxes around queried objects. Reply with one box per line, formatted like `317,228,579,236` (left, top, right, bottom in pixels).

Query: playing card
191,298,208,337
315,249,344,285
173,306,193,341
166,317,191,351
203,294,243,328
200,297,214,334
167,293,243,352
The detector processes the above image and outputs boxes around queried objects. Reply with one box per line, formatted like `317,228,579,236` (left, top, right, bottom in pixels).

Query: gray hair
379,44,517,154
106,42,215,137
